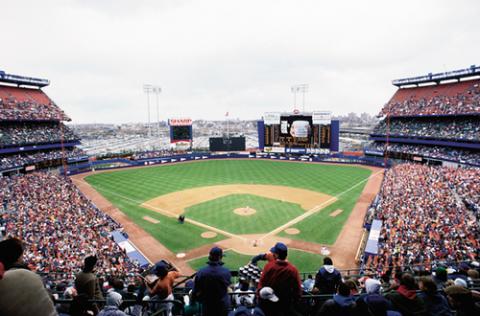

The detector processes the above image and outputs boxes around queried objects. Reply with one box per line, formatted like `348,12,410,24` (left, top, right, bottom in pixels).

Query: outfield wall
62,153,388,176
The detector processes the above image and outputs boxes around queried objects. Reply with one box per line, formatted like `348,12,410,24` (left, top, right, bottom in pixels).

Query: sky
1,0,479,124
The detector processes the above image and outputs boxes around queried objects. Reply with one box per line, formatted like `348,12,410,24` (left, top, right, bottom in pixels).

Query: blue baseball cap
209,246,225,261
153,262,168,276
270,242,288,258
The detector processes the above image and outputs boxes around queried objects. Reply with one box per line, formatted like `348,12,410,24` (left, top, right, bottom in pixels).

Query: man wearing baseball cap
257,242,302,316
192,246,232,316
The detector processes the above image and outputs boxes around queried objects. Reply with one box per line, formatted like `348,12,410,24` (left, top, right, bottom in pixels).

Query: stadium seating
372,117,480,141
366,143,480,165
368,75,480,166
363,164,480,271
0,173,140,285
0,86,70,121
0,122,78,147
0,148,86,170
0,82,83,172
380,79,480,116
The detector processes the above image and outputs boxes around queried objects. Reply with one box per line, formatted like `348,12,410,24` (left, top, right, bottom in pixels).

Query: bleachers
0,85,70,121
380,79,480,117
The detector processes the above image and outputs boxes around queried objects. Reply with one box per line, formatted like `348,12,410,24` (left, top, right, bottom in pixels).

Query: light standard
143,84,152,137
143,85,162,137
291,84,309,112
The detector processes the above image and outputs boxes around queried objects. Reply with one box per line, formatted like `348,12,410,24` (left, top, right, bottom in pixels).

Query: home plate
176,253,186,258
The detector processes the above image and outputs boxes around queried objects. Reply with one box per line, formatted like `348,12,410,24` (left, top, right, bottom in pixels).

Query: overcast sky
2,0,479,123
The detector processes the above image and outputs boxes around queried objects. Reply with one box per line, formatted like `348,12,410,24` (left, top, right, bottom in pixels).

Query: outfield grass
185,194,305,234
188,249,324,273
85,160,371,253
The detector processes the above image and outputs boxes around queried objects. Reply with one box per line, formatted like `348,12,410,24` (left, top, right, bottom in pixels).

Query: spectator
303,274,315,292
356,278,401,316
257,242,302,316
433,267,449,290
385,273,427,316
444,285,480,316
316,281,356,316
233,277,255,307
417,277,452,316
145,262,181,316
75,255,104,314
250,248,276,266
0,238,57,316
98,291,127,316
192,247,231,316
313,257,342,295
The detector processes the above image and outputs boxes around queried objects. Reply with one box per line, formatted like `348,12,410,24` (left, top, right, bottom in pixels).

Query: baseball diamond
73,159,383,273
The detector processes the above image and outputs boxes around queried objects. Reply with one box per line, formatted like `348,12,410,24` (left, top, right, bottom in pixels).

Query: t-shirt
150,271,180,299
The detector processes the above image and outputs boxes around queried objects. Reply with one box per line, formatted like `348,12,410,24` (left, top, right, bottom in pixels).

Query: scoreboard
261,111,338,153
169,118,193,145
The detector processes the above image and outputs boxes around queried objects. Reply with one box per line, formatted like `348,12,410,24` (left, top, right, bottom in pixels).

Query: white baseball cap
259,287,279,302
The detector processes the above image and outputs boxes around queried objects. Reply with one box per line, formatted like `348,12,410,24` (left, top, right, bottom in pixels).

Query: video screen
278,115,313,146
172,126,191,141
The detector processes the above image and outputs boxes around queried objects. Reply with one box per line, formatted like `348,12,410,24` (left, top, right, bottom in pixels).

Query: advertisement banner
312,111,331,125
169,118,192,126
264,112,281,125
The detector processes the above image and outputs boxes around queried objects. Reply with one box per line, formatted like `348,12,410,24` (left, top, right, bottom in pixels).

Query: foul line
73,169,383,247
258,169,384,241
72,177,247,242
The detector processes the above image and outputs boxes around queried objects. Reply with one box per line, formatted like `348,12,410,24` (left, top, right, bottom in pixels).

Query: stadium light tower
143,84,152,137
143,84,162,137
291,84,309,112
151,86,162,136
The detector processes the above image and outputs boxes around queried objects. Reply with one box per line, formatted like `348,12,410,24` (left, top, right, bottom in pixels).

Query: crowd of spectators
0,92,70,121
366,142,480,166
0,123,78,147
365,164,480,273
0,148,86,170
379,82,480,116
0,172,141,288
372,117,480,141
2,236,480,316
131,150,180,160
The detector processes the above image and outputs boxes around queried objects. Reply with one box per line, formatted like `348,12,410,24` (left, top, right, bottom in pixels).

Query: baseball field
73,159,383,274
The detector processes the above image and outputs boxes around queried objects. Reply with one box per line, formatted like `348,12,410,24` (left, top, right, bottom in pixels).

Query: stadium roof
392,65,480,87
0,70,50,88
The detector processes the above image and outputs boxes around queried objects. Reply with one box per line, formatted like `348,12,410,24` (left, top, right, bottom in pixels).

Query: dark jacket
316,294,356,316
75,271,104,300
417,292,452,316
385,286,428,316
314,266,342,294
192,261,231,316
355,293,401,316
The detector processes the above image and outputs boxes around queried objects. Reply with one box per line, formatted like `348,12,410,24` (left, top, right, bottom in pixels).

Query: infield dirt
141,184,334,216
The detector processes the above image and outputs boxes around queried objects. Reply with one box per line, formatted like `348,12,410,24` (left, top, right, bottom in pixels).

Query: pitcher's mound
201,231,217,238
234,207,256,216
284,228,300,235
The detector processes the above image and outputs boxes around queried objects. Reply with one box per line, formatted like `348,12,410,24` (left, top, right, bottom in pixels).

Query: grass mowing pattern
96,189,224,253
85,160,371,252
185,194,304,234
278,182,366,244
188,249,324,273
